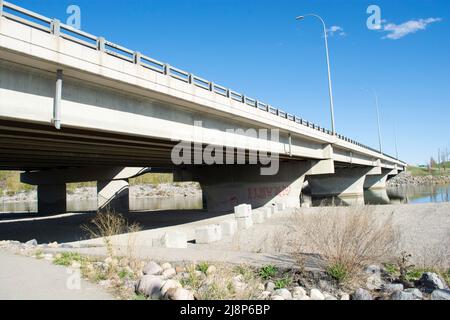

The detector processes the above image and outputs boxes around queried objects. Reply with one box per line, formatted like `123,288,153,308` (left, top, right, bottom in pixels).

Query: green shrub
197,262,210,274
274,275,292,289
259,265,278,280
53,252,84,266
326,262,349,283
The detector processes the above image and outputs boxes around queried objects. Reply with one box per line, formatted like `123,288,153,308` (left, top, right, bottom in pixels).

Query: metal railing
0,1,401,162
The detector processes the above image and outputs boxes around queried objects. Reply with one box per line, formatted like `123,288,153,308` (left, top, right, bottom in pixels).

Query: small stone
431,289,450,300
143,261,163,276
259,291,272,299
325,296,338,300
165,287,195,300
419,272,447,292
61,243,73,249
206,265,217,275
161,263,172,270
352,288,372,301
292,286,307,300
405,288,423,300
274,288,292,300
382,283,404,294
310,288,325,300
137,275,164,299
48,242,59,249
175,266,185,274
265,281,275,292
25,239,37,246
162,268,177,279
270,295,285,300
161,279,182,297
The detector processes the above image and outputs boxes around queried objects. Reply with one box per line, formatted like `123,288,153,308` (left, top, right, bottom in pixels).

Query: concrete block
234,204,252,218
153,232,188,249
276,203,287,211
261,207,272,219
236,216,253,230
195,225,221,244
269,205,279,215
220,220,237,237
252,209,265,224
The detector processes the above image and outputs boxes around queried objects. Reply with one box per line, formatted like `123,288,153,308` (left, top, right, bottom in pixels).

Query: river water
1,184,449,213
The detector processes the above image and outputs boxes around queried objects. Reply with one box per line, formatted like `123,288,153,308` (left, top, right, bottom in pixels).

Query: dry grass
290,206,400,284
81,209,141,258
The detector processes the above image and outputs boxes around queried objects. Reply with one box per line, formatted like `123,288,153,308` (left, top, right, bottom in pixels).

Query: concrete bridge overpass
0,2,406,213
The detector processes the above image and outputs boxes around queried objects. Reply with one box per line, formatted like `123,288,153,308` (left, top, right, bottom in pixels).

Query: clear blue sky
11,0,450,164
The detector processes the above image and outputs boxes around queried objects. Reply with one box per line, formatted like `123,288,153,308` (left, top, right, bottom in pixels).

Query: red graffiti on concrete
247,185,291,201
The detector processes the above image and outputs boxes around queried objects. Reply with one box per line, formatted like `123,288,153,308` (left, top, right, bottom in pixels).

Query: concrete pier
37,184,66,214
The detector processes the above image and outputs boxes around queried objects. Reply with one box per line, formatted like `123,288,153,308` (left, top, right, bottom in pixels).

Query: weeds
259,265,278,280
54,252,85,266
197,262,210,274
291,206,399,285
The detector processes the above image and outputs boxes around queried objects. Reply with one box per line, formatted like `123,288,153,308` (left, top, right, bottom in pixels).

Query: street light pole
296,14,336,135
372,89,383,154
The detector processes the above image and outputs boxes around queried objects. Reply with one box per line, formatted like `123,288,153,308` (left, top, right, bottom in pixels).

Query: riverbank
387,171,450,187
0,182,201,204
0,202,448,300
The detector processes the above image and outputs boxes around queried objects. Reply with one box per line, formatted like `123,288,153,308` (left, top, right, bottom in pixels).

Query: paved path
0,250,114,300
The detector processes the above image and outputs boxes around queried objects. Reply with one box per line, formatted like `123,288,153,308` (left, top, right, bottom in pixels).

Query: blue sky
11,0,450,164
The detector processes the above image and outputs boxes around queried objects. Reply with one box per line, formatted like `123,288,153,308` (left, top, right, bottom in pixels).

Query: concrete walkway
0,250,114,300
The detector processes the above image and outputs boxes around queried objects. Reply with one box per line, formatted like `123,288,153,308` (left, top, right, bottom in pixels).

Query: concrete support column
37,184,66,214
307,166,372,197
97,179,129,213
364,173,388,190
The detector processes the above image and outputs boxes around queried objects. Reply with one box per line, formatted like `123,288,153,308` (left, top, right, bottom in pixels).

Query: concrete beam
21,167,149,185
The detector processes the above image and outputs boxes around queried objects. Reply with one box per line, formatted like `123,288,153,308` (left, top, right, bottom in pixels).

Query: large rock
366,273,383,290
165,287,195,300
161,279,182,297
431,289,450,300
419,272,448,292
381,283,404,294
143,261,163,276
352,288,372,301
162,268,177,279
137,275,164,299
265,282,275,292
391,289,423,300
273,288,292,300
292,287,307,300
310,288,325,300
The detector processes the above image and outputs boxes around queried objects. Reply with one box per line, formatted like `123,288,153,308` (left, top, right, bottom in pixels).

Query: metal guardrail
0,1,402,162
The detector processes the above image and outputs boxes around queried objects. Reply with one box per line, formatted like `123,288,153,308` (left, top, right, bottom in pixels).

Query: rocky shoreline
387,171,450,188
0,240,449,301
0,182,201,204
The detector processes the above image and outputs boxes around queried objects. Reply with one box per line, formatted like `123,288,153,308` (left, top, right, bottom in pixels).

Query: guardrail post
241,95,245,103
134,51,141,65
209,82,214,92
164,64,170,75
226,89,230,98
188,74,193,84
97,37,106,51
51,19,61,36
0,0,4,18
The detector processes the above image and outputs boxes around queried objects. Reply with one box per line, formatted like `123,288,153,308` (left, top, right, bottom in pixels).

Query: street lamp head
296,16,305,20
